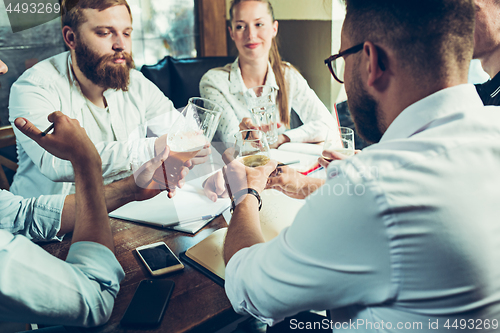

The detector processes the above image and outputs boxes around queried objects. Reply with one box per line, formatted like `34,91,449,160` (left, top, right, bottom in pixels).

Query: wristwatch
230,188,262,213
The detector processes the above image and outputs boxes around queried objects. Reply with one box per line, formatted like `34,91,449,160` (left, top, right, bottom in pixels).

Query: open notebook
181,189,306,286
110,148,319,234
109,175,231,233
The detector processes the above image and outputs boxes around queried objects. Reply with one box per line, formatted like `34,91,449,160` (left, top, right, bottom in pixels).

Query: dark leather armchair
140,56,236,109
336,101,371,150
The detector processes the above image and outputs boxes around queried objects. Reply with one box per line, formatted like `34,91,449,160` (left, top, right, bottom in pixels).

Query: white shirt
200,58,338,145
9,51,179,198
0,232,125,327
225,84,500,331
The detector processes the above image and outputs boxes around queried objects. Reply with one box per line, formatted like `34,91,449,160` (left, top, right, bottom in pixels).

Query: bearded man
8,0,205,198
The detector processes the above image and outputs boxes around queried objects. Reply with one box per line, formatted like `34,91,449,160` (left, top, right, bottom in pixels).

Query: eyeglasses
324,43,364,84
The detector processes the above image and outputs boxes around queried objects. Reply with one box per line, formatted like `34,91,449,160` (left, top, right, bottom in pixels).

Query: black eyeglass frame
324,43,364,84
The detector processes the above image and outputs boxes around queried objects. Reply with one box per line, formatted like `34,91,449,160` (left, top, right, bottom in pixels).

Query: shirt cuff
66,241,125,298
283,128,307,143
129,137,157,172
29,194,66,242
225,247,278,326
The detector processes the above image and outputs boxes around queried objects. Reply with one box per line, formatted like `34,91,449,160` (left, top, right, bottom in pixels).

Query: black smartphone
120,279,175,327
136,241,184,276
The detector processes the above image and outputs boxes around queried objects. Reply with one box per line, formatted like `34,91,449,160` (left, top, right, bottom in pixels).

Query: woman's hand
239,117,258,131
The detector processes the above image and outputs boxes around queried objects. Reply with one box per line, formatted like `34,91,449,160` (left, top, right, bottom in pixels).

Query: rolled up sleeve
0,190,65,241
0,233,125,327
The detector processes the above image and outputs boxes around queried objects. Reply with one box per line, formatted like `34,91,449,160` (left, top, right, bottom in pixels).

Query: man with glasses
218,0,500,331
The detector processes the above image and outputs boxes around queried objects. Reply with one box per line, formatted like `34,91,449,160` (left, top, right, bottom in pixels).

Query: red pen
299,162,323,175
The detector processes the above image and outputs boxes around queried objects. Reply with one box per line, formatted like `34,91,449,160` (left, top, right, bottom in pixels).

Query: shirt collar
380,84,483,142
476,70,500,100
229,57,279,94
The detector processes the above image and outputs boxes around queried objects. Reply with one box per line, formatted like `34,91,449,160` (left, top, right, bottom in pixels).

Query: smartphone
120,279,174,327
136,241,184,276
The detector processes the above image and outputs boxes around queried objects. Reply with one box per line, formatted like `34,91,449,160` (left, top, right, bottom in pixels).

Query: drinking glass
322,127,355,160
234,129,271,167
158,97,223,186
244,85,279,145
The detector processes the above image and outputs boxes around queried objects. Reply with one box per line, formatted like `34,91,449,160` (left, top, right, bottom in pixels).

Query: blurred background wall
0,0,198,126
0,0,345,126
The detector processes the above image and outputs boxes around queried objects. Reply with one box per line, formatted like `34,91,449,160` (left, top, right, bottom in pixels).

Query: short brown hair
343,0,474,82
60,0,132,31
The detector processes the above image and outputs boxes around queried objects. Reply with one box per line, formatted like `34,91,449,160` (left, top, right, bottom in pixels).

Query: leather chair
335,101,371,150
140,56,236,109
0,125,17,190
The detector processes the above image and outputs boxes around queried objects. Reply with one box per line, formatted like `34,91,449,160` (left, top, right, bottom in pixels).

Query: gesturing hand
14,111,100,166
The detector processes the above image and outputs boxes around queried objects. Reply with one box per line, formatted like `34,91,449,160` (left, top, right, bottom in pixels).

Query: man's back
224,85,500,331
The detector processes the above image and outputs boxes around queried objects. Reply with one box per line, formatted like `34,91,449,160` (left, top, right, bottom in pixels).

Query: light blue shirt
0,190,125,326
0,189,65,241
225,84,500,332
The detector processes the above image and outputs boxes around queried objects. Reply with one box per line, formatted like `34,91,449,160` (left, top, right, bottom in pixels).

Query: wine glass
322,127,355,161
234,129,271,167
244,86,279,145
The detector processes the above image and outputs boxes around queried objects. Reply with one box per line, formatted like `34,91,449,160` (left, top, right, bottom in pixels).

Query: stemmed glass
234,129,271,167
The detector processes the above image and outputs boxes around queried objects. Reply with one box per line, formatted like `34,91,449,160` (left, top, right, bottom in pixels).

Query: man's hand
318,149,360,168
146,148,190,199
266,166,325,199
131,147,188,200
14,111,100,166
184,144,212,168
222,148,278,197
203,170,228,202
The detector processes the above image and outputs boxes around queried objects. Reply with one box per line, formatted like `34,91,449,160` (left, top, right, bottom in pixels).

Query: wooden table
40,216,242,333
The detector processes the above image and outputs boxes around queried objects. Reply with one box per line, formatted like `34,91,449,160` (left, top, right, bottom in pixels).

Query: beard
74,39,135,91
346,66,384,144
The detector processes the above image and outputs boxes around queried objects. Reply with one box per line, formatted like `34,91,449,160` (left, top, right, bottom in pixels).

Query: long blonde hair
229,0,290,127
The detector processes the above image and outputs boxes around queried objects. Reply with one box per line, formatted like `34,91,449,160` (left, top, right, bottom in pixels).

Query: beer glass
234,129,271,167
159,97,223,186
322,127,355,160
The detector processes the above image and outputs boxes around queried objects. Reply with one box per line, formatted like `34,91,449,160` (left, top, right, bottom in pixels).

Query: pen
41,123,54,136
162,162,169,192
299,163,323,175
172,214,216,226
276,160,300,167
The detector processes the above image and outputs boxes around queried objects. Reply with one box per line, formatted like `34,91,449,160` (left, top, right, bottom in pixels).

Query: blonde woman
200,0,339,147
